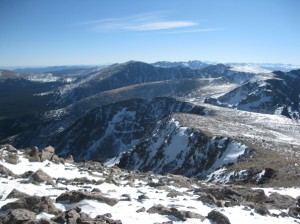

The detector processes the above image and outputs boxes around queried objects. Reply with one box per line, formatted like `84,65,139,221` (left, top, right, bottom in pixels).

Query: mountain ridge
1,60,299,187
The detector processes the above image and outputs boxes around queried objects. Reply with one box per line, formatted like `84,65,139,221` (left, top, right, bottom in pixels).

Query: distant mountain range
2,60,299,73
152,60,300,72
0,60,299,186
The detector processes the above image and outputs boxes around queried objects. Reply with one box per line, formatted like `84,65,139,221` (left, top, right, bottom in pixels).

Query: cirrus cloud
79,12,219,33
126,21,198,31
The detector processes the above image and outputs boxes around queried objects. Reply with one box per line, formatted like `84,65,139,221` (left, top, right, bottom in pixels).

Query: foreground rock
52,208,122,224
147,204,205,221
52,207,91,223
1,144,300,224
194,184,298,211
32,169,54,184
0,144,18,153
0,164,15,177
41,146,55,161
56,190,119,206
0,209,37,224
0,145,19,164
6,189,30,199
0,195,61,215
207,210,231,224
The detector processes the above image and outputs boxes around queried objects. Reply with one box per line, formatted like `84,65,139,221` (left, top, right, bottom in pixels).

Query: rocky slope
1,144,300,224
119,102,300,186
119,117,252,179
205,69,300,120
1,96,299,185
0,97,205,161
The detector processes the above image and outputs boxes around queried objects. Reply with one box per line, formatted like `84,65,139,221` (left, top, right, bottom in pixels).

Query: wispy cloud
163,28,222,34
79,12,218,33
126,21,198,31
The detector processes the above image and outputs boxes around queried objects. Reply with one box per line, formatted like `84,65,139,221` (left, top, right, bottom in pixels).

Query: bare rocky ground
1,144,300,224
173,102,300,187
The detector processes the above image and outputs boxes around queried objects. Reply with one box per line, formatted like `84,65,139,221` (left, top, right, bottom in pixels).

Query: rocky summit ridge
1,144,300,224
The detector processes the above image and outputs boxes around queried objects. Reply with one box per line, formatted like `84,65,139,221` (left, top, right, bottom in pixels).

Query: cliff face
119,116,252,178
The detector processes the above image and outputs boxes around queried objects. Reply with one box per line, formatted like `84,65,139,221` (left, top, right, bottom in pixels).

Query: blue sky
0,0,299,67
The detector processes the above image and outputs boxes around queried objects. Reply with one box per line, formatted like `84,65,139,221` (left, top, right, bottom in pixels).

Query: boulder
148,181,165,188
168,174,193,188
65,155,74,163
32,169,54,184
41,146,55,161
184,211,205,220
207,210,231,224
51,154,64,164
29,153,41,162
52,208,94,224
92,188,102,193
6,189,30,199
105,176,120,186
0,195,61,215
78,161,104,172
296,196,300,207
147,204,204,221
195,186,243,206
28,147,41,162
138,194,149,201
56,190,119,206
4,152,19,164
19,170,34,179
267,192,295,209
288,206,300,219
254,204,270,216
0,144,18,153
197,193,218,206
0,164,15,177
94,213,122,224
245,189,268,203
136,207,146,213
9,209,36,223
120,194,132,201
29,146,39,156
147,204,173,217
166,190,184,198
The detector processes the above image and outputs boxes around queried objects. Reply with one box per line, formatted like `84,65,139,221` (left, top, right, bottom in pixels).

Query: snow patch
26,73,60,83
205,140,247,174
36,212,55,220
274,106,284,115
160,120,189,165
230,65,271,74
104,155,122,167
